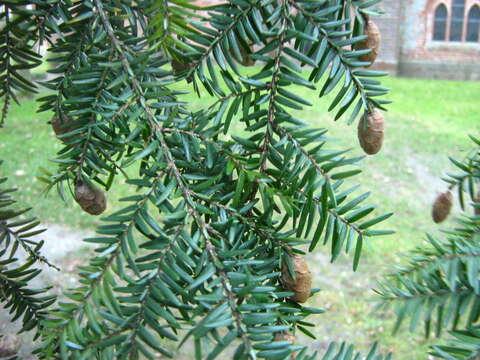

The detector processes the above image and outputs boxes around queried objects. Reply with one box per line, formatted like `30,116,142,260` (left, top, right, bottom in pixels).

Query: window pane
450,0,465,41
434,4,448,40
467,6,480,42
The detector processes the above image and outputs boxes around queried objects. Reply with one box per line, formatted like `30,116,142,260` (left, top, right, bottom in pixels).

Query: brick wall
399,0,480,79
373,0,404,71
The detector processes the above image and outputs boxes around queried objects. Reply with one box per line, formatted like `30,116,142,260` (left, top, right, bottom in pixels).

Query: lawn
1,75,479,359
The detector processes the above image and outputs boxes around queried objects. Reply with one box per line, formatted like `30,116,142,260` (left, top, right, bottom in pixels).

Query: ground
1,75,479,359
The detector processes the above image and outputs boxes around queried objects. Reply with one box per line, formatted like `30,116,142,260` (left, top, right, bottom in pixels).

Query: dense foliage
377,135,480,360
1,0,394,358
0,161,57,337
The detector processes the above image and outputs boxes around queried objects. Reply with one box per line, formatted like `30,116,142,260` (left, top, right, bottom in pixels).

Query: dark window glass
450,0,466,41
467,6,480,42
433,4,448,40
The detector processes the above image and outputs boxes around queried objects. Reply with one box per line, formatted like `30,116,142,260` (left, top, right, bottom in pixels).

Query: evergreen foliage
1,0,394,358
0,161,57,338
377,135,480,360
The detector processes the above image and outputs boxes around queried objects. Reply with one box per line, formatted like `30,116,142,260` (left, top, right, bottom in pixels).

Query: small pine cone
274,332,296,359
357,109,384,155
432,191,453,223
0,335,21,357
75,181,107,215
51,115,77,142
281,255,312,303
355,19,381,65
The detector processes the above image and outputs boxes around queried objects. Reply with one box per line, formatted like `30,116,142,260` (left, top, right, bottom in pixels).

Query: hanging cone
51,115,77,142
281,255,312,303
358,109,384,155
355,19,381,65
432,191,453,223
75,181,107,215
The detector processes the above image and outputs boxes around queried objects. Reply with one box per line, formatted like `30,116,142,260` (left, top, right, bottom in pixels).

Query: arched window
467,5,480,42
450,0,466,41
433,4,448,40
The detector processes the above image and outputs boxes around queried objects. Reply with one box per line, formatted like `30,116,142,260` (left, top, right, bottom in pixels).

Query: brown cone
358,109,384,155
281,255,312,303
274,332,296,359
51,116,77,142
75,181,107,215
355,20,381,65
432,191,453,223
0,335,21,357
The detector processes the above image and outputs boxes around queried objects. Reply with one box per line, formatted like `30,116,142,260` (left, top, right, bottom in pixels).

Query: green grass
2,76,480,359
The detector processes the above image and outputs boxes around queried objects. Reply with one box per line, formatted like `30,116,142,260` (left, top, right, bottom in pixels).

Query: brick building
376,0,480,80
